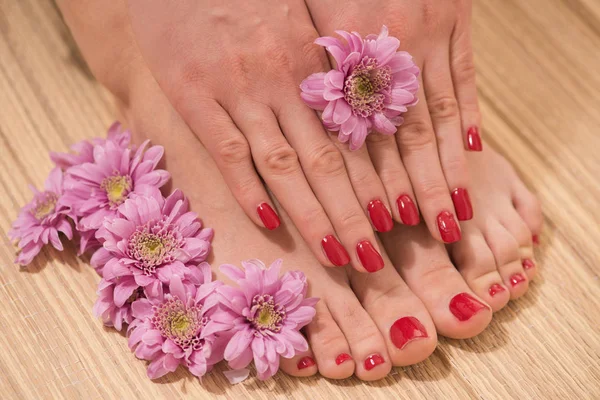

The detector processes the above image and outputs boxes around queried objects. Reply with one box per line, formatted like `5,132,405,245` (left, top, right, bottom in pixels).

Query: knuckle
295,206,325,230
216,136,251,166
443,155,469,177
378,166,407,188
453,53,477,84
418,179,449,201
336,209,366,233
398,120,436,150
306,143,346,177
428,95,460,121
349,167,376,189
262,144,300,176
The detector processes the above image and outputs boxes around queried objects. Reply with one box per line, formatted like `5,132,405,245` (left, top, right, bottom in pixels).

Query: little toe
511,176,544,238
498,207,538,281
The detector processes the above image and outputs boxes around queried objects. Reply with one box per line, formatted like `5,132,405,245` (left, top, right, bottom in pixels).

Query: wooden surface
1,0,599,398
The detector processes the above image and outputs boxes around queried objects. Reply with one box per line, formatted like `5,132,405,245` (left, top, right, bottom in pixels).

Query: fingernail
396,194,420,226
522,259,535,270
356,240,384,273
297,356,316,370
467,126,483,151
335,353,352,365
488,283,506,297
449,293,488,321
257,203,280,230
367,199,393,232
451,188,473,221
321,235,350,266
532,235,540,245
390,316,428,350
510,273,527,286
364,354,385,371
437,211,461,243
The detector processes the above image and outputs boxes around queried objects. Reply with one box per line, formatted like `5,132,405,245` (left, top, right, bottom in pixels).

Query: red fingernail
510,273,526,286
451,188,473,221
390,317,428,350
297,356,316,369
449,293,488,321
522,259,535,270
368,200,393,232
396,194,420,226
488,283,506,297
364,354,385,371
257,203,280,230
437,211,461,243
356,240,384,273
532,235,540,245
335,353,352,365
467,126,483,151
321,235,350,266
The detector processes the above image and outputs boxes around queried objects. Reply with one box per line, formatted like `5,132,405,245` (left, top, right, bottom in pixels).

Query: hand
305,0,479,243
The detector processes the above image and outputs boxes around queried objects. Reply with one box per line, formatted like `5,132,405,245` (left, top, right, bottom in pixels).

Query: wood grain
0,0,599,398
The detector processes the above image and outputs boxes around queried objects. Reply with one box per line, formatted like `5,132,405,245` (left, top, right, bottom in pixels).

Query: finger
396,78,461,243
278,101,385,273
423,46,473,221
366,133,420,226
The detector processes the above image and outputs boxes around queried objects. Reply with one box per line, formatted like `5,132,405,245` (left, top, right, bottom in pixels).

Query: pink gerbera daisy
214,259,318,380
93,277,146,331
8,168,73,265
128,268,224,379
300,25,420,150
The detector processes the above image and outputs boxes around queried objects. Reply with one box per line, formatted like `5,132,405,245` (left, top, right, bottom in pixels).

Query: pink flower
8,168,73,265
128,267,224,379
93,278,146,331
214,260,318,380
50,122,131,170
300,26,420,150
63,137,170,253
96,189,213,292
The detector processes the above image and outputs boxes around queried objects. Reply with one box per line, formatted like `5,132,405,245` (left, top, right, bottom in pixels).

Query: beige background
1,0,599,398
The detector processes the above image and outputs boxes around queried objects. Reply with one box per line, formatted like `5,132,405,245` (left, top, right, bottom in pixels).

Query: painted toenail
297,356,316,370
522,259,535,270
390,317,428,350
437,211,461,243
467,126,483,151
451,188,473,221
396,194,420,226
321,235,350,266
364,354,385,371
510,273,527,286
356,240,384,273
368,199,393,232
449,293,488,321
532,235,540,245
257,203,280,230
488,283,506,297
335,353,352,365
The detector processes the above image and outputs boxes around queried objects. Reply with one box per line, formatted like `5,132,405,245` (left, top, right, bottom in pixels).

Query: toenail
532,235,540,245
510,273,527,286
522,259,535,270
356,240,384,273
451,188,473,221
488,283,507,297
368,199,393,232
467,126,483,151
396,194,420,226
321,235,351,266
390,316,428,350
449,293,488,321
257,203,280,230
437,211,461,243
364,354,385,371
335,353,352,365
297,356,316,370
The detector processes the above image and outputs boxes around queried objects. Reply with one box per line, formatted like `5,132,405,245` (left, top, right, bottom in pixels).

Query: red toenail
437,211,461,243
522,259,535,270
368,199,393,232
449,293,488,321
364,354,385,371
335,353,352,365
467,126,483,151
257,203,280,230
532,235,540,245
321,235,350,267
510,273,527,286
451,188,473,221
488,283,506,297
356,240,384,273
396,194,420,226
390,316,428,350
297,356,316,370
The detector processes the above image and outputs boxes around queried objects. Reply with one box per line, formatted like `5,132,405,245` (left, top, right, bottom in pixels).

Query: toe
512,177,544,238
280,351,318,378
498,208,538,280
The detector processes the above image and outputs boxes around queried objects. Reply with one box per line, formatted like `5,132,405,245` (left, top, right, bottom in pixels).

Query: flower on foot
300,25,420,150
214,259,318,380
127,267,224,379
8,168,73,265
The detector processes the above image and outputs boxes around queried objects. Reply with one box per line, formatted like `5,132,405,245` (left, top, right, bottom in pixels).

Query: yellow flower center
101,174,132,207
